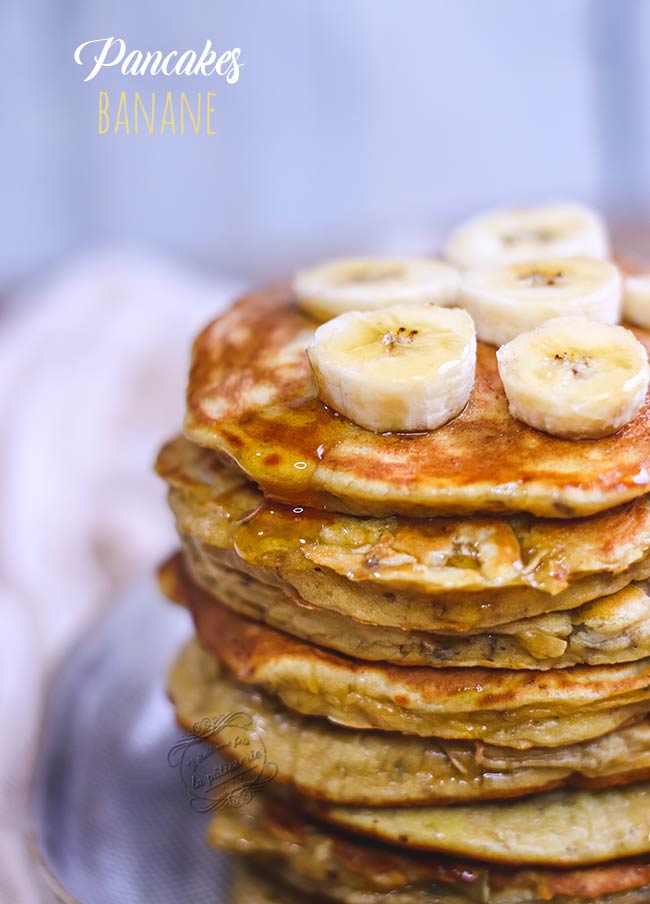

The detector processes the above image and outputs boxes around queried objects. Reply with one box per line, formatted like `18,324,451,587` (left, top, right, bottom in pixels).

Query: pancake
160,554,650,748
223,797,650,904
184,283,650,518
183,544,650,669
169,639,650,805
230,862,333,904
305,782,650,865
231,864,650,904
230,864,284,904
157,435,650,632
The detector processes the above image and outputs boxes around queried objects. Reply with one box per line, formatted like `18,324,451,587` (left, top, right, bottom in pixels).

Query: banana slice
444,202,609,269
294,258,459,321
496,316,650,440
624,274,650,328
459,257,621,346
307,304,476,433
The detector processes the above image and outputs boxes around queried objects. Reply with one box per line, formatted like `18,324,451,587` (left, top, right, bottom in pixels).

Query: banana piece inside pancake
169,639,650,805
220,796,650,904
305,783,650,866
160,555,650,748
157,435,650,632
182,540,650,669
183,284,650,518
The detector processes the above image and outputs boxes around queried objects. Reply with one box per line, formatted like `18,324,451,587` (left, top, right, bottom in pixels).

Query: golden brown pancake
157,435,650,632
184,284,650,518
169,639,650,805
183,544,650,669
305,783,650,865
230,863,650,904
230,862,334,904
160,554,650,748
222,797,650,904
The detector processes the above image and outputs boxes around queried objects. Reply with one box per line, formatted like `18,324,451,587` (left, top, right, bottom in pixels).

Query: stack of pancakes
157,283,650,904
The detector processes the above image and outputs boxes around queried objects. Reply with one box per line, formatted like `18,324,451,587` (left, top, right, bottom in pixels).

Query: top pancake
185,284,650,518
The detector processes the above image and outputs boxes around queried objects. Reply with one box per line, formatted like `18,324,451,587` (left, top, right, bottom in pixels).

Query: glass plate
31,576,231,903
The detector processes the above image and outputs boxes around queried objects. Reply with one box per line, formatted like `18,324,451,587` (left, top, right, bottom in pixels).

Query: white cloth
0,250,240,901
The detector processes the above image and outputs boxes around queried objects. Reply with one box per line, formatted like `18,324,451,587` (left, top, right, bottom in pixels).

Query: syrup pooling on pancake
184,284,650,518
156,436,650,631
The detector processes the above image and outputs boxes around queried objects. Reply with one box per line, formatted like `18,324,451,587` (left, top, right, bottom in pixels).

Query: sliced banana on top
307,304,476,433
624,274,650,328
444,202,609,269
496,316,650,440
293,257,459,321
459,257,621,346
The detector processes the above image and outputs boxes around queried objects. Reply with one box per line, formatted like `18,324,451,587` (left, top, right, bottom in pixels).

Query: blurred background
4,0,650,285
1,0,650,899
